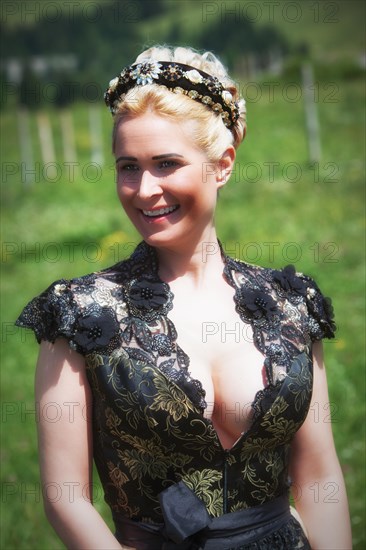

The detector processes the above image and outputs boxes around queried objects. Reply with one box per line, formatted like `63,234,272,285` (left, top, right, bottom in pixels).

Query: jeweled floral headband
104,60,241,129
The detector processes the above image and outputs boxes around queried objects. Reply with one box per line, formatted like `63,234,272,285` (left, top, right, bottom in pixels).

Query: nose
137,170,163,200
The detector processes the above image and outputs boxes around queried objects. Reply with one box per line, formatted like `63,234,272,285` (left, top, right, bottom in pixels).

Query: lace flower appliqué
273,265,307,297
74,306,120,352
239,288,278,323
126,275,173,322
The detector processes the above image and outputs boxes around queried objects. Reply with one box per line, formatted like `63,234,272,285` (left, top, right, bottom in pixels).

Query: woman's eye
118,164,139,174
159,160,179,169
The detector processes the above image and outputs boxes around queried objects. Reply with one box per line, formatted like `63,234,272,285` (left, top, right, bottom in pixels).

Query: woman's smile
141,204,180,221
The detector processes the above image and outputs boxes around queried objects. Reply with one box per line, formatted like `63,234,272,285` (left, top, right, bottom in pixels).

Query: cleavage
166,290,267,446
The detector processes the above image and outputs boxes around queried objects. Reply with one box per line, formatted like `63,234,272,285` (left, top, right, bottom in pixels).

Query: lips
142,205,179,217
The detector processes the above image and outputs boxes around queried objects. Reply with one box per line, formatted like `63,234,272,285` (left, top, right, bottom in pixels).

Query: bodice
16,241,335,523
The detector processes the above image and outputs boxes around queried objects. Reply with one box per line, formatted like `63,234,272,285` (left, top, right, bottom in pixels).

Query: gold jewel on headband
104,60,240,129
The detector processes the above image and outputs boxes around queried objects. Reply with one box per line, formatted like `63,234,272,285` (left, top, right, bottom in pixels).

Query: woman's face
114,113,232,251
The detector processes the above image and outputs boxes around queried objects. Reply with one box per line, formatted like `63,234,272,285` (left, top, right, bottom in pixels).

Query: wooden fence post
89,105,104,167
60,109,77,167
17,108,34,187
302,62,321,164
36,111,57,180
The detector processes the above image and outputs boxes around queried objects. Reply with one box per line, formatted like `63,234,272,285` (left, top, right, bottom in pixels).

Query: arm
289,341,352,549
35,338,129,549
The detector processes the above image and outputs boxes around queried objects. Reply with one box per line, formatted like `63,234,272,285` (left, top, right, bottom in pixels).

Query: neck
155,231,225,288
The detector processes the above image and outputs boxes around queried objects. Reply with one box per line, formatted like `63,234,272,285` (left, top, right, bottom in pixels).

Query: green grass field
1,70,365,548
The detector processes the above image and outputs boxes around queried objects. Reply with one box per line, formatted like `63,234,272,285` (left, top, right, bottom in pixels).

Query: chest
167,286,267,444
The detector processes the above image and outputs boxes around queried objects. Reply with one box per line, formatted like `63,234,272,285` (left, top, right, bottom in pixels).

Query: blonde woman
17,46,352,549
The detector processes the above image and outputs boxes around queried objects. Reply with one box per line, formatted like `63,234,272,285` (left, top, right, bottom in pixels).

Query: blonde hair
112,45,246,161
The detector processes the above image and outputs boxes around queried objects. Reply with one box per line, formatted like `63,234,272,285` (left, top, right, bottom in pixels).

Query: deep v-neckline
124,241,303,451
149,245,275,451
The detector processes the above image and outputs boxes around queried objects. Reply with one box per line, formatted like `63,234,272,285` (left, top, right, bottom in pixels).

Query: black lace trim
227,516,310,549
16,240,335,416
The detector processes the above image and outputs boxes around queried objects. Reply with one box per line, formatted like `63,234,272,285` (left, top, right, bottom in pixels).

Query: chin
143,233,176,247
141,230,186,250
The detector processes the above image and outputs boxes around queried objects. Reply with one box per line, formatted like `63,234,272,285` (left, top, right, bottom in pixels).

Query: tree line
0,0,288,110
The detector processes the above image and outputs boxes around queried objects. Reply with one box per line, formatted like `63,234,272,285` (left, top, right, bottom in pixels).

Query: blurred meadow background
1,0,365,548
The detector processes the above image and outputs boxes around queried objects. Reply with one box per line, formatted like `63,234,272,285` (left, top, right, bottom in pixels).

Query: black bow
159,481,212,545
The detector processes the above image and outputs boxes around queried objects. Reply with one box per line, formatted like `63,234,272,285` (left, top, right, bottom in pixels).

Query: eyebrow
115,156,137,164
115,153,184,164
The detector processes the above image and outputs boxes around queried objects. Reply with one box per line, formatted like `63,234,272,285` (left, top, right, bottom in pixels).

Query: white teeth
142,205,178,217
